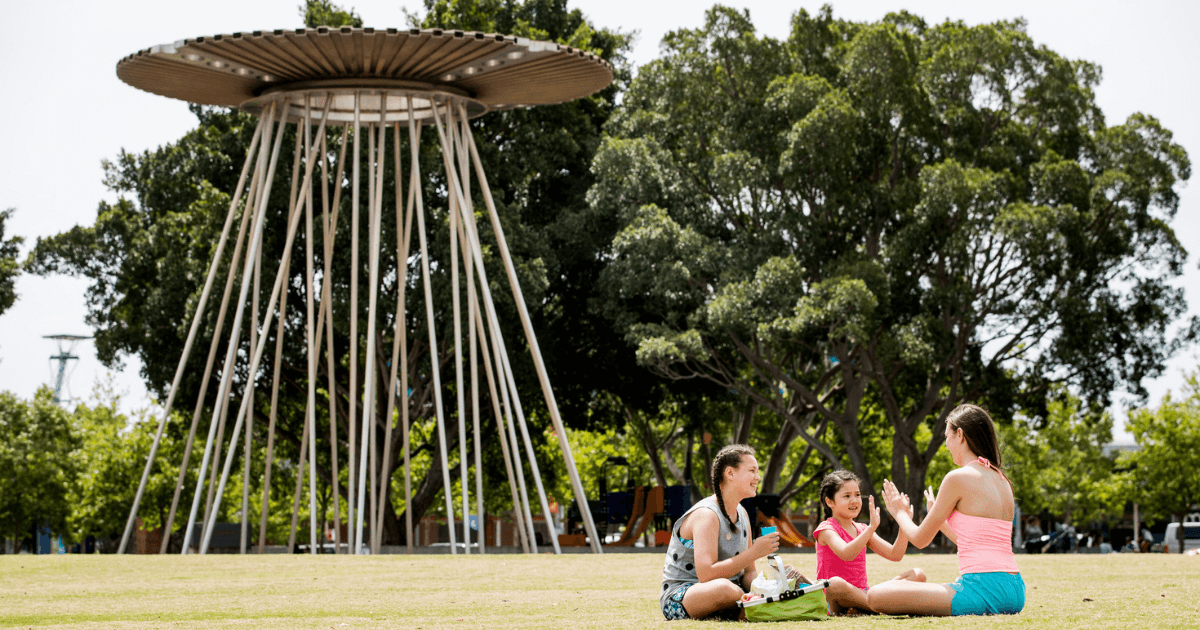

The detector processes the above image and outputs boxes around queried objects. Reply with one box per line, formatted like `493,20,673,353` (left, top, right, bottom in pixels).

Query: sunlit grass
1,552,1197,628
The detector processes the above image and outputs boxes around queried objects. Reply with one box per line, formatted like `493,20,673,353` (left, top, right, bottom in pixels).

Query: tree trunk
684,431,701,503
628,407,669,488
393,432,447,545
734,397,755,445
761,419,798,495
891,439,933,514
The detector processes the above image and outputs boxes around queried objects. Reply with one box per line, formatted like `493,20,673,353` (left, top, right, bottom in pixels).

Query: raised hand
881,479,911,517
867,495,881,532
924,485,937,512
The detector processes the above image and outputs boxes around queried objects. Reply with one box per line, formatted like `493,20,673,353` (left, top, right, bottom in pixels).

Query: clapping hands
881,479,912,520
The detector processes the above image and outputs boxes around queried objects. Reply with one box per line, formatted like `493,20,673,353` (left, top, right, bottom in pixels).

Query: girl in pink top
814,470,926,615
871,404,1025,616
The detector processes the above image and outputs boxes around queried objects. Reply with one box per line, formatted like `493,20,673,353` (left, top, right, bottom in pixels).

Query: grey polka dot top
659,495,750,606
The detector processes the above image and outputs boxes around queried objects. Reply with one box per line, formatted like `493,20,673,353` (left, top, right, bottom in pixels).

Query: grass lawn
2,551,1197,629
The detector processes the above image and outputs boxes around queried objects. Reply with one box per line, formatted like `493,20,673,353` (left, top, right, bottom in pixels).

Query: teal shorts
949,572,1025,616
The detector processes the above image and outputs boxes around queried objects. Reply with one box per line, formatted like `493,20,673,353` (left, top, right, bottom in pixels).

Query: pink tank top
814,517,869,589
945,457,1020,574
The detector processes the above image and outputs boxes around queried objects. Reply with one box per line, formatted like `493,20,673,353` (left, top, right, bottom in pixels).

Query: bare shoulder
938,468,973,496
691,507,719,525
680,506,718,540
940,467,970,485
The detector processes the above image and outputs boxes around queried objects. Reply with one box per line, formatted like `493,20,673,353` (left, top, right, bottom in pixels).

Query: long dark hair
711,444,755,534
818,469,859,521
946,403,1004,473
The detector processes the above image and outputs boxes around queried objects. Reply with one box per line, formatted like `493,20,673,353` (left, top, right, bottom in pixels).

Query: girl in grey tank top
659,445,780,620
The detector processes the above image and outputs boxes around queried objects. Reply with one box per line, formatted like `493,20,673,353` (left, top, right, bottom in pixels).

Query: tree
302,0,363,28
0,208,21,318
592,5,1194,507
1124,372,1200,553
1001,388,1122,526
0,387,78,548
26,0,634,545
66,384,192,549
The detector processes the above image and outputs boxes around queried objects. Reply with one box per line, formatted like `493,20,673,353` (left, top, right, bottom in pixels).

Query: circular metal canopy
116,27,614,116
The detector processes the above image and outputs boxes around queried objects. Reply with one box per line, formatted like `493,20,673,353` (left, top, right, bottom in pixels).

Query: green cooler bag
739,580,829,622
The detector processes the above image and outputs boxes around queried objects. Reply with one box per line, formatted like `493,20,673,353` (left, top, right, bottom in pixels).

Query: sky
1,1,1197,444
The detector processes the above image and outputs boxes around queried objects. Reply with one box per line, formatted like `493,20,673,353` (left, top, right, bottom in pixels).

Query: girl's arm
691,509,780,583
924,485,957,544
882,474,962,548
867,501,913,562
818,496,881,562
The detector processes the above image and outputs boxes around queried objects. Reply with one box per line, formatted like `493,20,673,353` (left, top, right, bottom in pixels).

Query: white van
1162,522,1200,554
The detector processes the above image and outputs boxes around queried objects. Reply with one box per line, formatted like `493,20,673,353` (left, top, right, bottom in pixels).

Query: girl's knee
912,568,926,582
826,577,854,598
867,583,894,610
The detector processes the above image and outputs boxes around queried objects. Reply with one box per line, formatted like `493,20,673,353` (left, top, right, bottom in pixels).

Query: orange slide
607,486,665,547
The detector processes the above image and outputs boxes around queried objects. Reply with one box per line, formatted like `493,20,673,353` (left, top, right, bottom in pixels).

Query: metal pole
201,100,333,553
369,101,388,553
462,111,601,553
445,105,470,554
182,103,287,554
118,114,264,555
430,102,547,552
466,267,529,553
453,111,485,553
167,105,270,555
356,111,386,554
257,266,289,554
207,121,298,530
304,96,321,554
254,102,310,552
241,172,262,554
376,120,409,552
408,100,458,553
365,118,379,553
347,92,361,554
322,121,349,553
403,114,420,553
287,412,310,552
257,108,306,553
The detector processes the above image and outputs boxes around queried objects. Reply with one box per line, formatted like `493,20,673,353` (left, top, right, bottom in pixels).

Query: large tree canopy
25,0,633,544
592,5,1194,504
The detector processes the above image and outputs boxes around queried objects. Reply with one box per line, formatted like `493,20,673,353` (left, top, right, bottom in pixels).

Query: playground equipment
754,495,814,548
559,456,687,547
114,27,612,555
606,485,664,547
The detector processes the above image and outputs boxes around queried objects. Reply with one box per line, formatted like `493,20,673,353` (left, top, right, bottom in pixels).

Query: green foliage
0,208,22,317
65,383,195,544
0,387,78,541
1123,372,1200,526
593,4,1194,506
1001,389,1122,525
301,0,363,28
